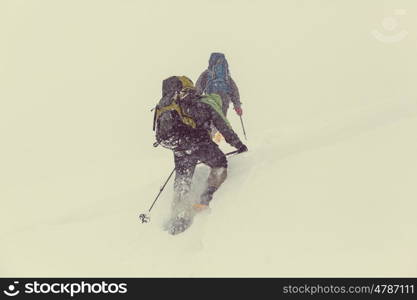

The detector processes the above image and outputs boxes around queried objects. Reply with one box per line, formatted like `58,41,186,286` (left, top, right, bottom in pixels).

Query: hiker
153,76,247,233
195,52,242,117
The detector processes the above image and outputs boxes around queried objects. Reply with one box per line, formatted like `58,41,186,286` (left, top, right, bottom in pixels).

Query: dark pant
173,141,227,205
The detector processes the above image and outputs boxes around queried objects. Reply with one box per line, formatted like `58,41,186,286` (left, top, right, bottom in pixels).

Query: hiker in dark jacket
154,76,247,218
195,52,242,117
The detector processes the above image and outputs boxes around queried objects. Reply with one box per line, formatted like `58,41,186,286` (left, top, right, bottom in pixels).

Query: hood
208,52,228,70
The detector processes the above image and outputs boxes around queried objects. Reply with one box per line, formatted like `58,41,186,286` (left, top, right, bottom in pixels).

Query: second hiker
195,52,242,117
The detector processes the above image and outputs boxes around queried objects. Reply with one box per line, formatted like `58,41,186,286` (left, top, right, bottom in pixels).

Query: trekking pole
239,116,247,140
139,167,175,223
139,150,240,223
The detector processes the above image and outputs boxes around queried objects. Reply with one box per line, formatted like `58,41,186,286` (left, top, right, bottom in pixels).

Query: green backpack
199,93,231,129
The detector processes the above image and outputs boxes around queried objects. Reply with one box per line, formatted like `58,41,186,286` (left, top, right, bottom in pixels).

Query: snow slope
1,0,417,277
2,99,417,277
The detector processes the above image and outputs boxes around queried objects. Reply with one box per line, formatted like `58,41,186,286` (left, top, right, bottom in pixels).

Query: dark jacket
195,53,241,111
195,70,241,108
179,93,243,149
155,77,243,151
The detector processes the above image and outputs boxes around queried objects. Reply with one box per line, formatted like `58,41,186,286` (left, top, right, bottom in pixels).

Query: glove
237,144,248,153
234,106,243,116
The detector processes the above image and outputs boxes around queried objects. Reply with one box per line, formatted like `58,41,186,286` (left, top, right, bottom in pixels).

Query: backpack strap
152,105,157,131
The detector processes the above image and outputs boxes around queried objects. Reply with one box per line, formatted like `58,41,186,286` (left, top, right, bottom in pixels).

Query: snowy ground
1,0,417,277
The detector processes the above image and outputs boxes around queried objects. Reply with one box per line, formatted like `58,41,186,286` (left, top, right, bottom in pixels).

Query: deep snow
1,0,417,277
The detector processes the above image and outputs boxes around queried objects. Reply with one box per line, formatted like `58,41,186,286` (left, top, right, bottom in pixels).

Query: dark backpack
153,91,197,149
153,92,231,150
205,53,231,95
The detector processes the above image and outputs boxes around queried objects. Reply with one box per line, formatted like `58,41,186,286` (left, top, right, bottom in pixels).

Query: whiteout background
1,0,416,276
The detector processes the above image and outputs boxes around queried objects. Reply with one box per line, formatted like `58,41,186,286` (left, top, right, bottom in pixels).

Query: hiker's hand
237,144,248,153
234,106,242,116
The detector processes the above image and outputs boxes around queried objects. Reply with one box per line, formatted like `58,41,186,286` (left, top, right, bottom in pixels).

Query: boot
193,187,215,212
199,186,217,205
192,202,210,212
